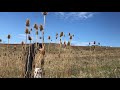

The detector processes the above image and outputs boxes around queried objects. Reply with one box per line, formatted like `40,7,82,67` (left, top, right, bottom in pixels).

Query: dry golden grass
43,44,120,78
0,45,29,78
0,44,120,78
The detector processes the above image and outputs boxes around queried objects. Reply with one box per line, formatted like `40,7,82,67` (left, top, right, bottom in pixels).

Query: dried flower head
70,35,72,40
25,28,29,34
40,37,42,39
34,24,38,30
67,41,70,46
21,41,24,46
26,19,30,27
0,39,2,42
28,36,32,41
48,36,51,40
68,33,71,36
40,24,44,31
60,32,63,37
7,34,11,39
42,12,48,15
31,28,32,31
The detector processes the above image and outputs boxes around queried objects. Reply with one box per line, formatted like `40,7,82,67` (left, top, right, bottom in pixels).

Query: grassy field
0,43,120,78
44,44,120,78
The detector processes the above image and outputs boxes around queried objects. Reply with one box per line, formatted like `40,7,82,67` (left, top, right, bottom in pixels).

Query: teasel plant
41,12,48,45
7,34,11,48
59,32,63,58
40,24,44,45
25,19,30,50
25,28,29,50
42,12,48,27
28,35,32,52
34,23,38,48
68,32,71,36
93,41,96,52
56,33,58,47
21,41,25,51
64,41,66,51
48,36,51,53
0,39,2,43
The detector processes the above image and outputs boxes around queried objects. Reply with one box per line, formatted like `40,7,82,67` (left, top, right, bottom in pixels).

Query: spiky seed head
60,32,63,37
0,39,2,42
89,42,90,45
70,35,72,40
40,37,42,39
34,24,38,30
26,19,30,27
69,33,71,36
36,25,38,30
21,41,24,45
48,36,50,40
7,34,11,39
40,24,44,31
94,41,96,44
42,12,48,15
34,24,37,28
28,36,32,41
67,41,70,46
36,31,38,35
31,28,32,31
25,28,29,34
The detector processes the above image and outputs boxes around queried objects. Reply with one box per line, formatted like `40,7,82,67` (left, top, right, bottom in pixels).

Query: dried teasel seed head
40,24,44,31
40,37,42,39
21,41,24,45
68,33,71,36
70,35,72,40
42,12,48,15
26,19,30,27
7,34,11,39
28,36,32,41
48,36,50,40
67,41,70,46
25,28,29,34
60,32,63,37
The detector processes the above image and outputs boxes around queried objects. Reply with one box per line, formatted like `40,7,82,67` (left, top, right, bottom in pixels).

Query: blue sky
0,12,120,47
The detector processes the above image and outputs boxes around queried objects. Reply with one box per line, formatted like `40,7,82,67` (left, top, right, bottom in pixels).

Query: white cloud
17,34,26,39
55,12,94,20
71,41,90,46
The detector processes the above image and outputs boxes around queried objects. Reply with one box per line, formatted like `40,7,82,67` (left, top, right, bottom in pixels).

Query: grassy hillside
44,43,120,78
0,43,120,78
0,44,29,78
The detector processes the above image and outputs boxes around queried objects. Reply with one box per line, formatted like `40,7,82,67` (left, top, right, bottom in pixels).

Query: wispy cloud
17,34,34,40
71,41,90,46
17,34,26,39
55,12,94,20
